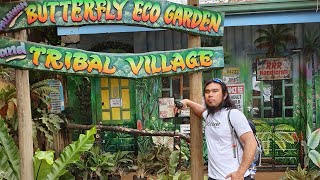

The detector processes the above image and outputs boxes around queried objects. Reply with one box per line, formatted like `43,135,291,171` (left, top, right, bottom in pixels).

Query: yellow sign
222,67,240,76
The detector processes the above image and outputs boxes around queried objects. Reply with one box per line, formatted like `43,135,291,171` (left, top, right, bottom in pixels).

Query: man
175,78,257,180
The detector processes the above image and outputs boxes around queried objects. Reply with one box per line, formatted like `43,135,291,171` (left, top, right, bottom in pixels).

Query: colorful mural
0,37,224,78
0,0,224,36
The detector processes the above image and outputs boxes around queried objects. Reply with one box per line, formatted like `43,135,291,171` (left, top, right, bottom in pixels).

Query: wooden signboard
0,37,224,78
256,58,292,80
0,0,224,36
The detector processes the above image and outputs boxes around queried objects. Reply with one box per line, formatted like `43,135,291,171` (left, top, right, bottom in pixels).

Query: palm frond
275,124,295,131
275,132,295,144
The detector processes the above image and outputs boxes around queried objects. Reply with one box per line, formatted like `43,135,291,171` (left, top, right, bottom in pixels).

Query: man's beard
206,102,224,115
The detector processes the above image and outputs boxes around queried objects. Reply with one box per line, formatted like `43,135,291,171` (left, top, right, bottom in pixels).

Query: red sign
227,84,245,112
256,58,291,80
227,84,244,94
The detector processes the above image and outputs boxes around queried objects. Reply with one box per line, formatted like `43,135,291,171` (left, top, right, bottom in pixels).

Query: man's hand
226,171,244,180
173,99,189,115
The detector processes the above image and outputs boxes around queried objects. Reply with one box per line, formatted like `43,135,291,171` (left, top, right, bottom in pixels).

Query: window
161,75,190,99
252,62,293,118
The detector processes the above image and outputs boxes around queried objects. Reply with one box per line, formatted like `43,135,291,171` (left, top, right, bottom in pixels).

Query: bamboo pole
14,29,34,179
188,0,203,179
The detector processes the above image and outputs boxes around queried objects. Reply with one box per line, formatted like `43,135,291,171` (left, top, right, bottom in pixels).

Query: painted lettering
164,5,221,33
102,56,116,74
45,49,63,69
30,46,46,65
132,0,160,23
0,42,27,61
0,2,27,31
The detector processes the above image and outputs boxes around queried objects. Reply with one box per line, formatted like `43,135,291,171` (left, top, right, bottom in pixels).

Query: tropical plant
0,119,96,180
254,24,297,57
32,109,64,149
303,30,320,129
254,120,295,155
70,146,115,179
0,86,18,137
0,171,6,180
0,66,11,81
30,78,60,109
110,151,133,177
0,119,20,180
0,85,16,119
154,150,189,180
280,163,320,180
301,124,320,168
34,126,96,180
131,151,159,179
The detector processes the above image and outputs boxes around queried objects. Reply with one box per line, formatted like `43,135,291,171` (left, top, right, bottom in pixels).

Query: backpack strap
228,109,239,158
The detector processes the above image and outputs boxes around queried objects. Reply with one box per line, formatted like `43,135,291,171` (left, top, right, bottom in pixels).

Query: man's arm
226,132,257,180
238,132,258,175
175,99,206,118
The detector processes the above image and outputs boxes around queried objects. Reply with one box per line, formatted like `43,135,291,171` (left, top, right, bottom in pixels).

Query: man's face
204,82,225,108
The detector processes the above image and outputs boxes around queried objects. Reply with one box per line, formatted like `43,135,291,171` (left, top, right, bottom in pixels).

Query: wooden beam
14,29,34,180
66,123,191,142
188,0,204,180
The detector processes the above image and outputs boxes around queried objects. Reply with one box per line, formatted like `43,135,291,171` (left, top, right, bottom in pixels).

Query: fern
46,126,97,180
32,110,64,147
0,120,19,180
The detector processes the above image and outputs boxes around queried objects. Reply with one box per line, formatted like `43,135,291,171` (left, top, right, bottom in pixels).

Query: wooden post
188,0,203,180
14,29,34,180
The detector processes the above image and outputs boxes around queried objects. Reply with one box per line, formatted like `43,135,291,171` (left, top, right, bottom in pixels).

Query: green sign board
0,0,224,36
0,37,224,78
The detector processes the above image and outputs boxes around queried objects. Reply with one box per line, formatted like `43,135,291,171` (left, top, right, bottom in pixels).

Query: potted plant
71,146,115,180
155,150,190,180
280,164,320,180
131,151,160,180
108,151,133,180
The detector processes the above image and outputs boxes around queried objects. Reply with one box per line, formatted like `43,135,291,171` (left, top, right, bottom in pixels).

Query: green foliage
155,150,189,180
0,119,19,180
303,30,320,62
0,66,12,81
303,124,320,168
0,170,7,180
45,126,97,180
0,85,16,119
135,78,161,128
33,150,54,180
32,109,64,149
254,24,297,57
71,146,115,179
110,151,133,175
131,151,160,178
74,77,92,124
30,79,60,108
280,164,320,180
137,136,153,154
254,120,295,155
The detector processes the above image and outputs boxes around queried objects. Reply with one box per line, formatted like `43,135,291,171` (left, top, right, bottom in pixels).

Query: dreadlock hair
203,78,237,116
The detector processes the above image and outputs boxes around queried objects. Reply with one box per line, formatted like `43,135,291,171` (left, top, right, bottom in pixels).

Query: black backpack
228,110,263,166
